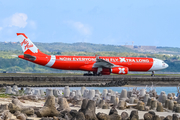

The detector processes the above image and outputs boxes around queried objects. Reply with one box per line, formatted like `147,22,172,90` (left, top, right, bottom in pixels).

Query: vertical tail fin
17,33,47,57
17,33,38,54
17,33,49,66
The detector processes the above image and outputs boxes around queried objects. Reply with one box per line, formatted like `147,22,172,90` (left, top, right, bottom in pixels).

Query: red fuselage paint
19,55,154,72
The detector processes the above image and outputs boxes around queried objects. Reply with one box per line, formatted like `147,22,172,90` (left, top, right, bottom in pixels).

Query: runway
0,74,179,87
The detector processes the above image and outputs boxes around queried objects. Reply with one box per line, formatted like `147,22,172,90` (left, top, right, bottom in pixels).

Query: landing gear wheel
93,71,97,76
98,73,102,76
83,72,93,76
151,71,155,77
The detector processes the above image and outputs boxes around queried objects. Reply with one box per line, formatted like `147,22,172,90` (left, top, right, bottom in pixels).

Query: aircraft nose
162,61,169,68
165,63,169,68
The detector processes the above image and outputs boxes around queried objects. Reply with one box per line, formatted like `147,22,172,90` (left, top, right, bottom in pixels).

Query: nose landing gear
151,71,155,77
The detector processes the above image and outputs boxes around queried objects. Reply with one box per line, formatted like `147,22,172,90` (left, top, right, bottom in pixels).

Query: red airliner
17,33,168,76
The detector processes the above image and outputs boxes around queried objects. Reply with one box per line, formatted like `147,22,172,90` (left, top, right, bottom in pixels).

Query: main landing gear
83,71,102,76
83,71,93,76
151,71,155,77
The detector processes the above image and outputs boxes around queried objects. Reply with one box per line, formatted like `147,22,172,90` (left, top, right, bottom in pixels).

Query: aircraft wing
93,57,118,68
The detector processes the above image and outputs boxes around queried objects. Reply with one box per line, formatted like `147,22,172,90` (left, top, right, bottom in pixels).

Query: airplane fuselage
19,55,168,72
17,33,168,76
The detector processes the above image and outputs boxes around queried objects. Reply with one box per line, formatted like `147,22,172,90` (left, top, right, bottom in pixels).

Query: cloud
0,13,36,34
66,21,91,35
8,13,28,28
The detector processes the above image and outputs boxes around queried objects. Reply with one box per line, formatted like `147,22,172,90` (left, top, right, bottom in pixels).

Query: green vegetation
157,47,180,53
0,94,10,98
0,42,135,53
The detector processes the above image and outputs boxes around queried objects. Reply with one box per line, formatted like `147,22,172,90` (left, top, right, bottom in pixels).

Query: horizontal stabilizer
24,54,36,61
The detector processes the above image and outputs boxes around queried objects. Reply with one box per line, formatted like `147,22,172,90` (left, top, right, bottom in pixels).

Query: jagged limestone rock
88,90,95,100
24,87,32,95
108,89,112,94
106,93,111,101
5,86,12,94
136,101,145,111
97,100,105,108
165,99,170,109
70,110,85,120
139,89,146,97
12,85,18,92
127,90,132,98
144,113,153,120
153,115,161,120
109,113,122,120
130,110,139,120
0,110,12,120
36,96,59,117
158,91,167,104
53,89,62,97
0,104,8,113
79,99,89,114
144,94,150,105
40,90,45,96
102,89,108,99
151,99,157,110
156,102,163,112
117,100,126,110
83,89,89,98
110,95,116,105
167,93,173,99
164,115,172,120
134,98,139,104
102,103,110,109
58,97,71,112
46,88,54,97
96,113,109,120
70,91,76,98
8,98,34,115
129,97,135,104
21,108,34,116
109,107,118,115
95,90,100,95
168,100,174,110
115,97,119,106
64,86,70,98
172,114,179,120
34,89,41,96
121,111,129,120
76,90,82,96
16,113,27,120
119,89,128,101
176,105,180,113
81,87,86,95
84,100,98,120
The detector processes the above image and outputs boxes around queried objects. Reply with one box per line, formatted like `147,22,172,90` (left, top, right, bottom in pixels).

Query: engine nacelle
111,67,129,75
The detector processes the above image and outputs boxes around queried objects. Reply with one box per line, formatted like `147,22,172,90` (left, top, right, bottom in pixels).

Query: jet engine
111,67,129,75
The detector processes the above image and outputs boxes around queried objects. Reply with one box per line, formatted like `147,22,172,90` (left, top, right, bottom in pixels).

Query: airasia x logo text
20,39,33,50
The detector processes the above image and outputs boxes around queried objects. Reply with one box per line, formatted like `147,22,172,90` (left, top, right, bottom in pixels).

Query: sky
0,0,180,47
